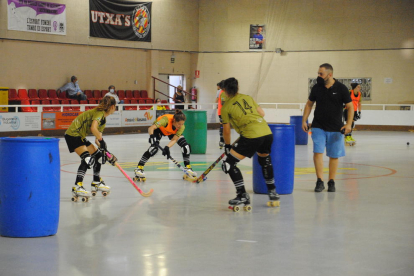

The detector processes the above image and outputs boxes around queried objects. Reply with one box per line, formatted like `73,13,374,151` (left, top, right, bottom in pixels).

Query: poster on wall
0,113,41,132
249,24,265,50
7,0,66,35
89,0,152,42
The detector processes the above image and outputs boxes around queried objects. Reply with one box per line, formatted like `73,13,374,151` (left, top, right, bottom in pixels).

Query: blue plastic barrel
289,115,308,145
253,124,295,194
0,137,60,237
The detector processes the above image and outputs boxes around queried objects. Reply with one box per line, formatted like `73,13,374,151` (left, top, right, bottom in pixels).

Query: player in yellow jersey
220,77,279,209
215,80,227,149
134,109,197,181
64,96,117,201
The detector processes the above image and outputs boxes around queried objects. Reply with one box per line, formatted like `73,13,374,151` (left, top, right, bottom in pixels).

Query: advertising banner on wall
105,111,122,127
7,0,66,35
249,24,265,50
155,110,175,117
42,112,81,130
89,0,152,42
42,111,122,130
122,110,155,126
0,113,41,132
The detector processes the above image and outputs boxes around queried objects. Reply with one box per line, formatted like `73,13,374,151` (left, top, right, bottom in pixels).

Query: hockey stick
193,139,239,183
105,152,153,197
157,144,199,181
192,152,225,183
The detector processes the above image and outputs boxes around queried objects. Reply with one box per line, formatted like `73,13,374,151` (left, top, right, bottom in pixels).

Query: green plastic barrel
182,110,207,154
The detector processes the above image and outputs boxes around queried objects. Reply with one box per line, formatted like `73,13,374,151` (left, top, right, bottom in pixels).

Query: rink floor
1,130,414,276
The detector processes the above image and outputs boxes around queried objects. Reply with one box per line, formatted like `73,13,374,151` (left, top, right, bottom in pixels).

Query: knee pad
177,137,191,155
148,145,159,157
92,149,106,164
258,155,272,168
222,154,240,174
258,155,273,180
80,151,94,169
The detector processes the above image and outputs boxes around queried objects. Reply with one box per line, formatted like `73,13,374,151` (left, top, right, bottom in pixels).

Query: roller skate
183,165,197,180
266,189,280,207
91,179,111,197
133,166,146,182
228,193,252,212
71,182,91,202
345,135,355,146
349,135,356,145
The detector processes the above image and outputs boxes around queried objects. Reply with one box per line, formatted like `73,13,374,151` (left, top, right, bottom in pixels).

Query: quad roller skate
228,193,252,212
71,182,91,202
345,136,356,146
133,166,146,182
183,165,197,180
91,179,111,197
266,189,280,207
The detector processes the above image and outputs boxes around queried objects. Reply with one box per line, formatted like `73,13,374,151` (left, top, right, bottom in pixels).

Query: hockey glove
99,138,107,151
224,144,232,156
148,134,159,146
162,146,171,159
107,151,118,166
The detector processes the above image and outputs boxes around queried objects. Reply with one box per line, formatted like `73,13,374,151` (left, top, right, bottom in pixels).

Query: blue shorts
311,128,345,158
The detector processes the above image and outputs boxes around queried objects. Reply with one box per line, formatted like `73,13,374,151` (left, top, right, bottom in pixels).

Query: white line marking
236,240,257,243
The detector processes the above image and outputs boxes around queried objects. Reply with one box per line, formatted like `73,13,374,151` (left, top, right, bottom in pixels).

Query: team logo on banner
89,0,151,42
144,111,153,120
132,4,150,39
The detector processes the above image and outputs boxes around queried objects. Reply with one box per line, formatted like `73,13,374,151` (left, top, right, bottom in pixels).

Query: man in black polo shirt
302,63,354,192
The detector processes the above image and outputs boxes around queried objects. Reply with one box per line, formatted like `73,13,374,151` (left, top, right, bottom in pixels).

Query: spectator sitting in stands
104,85,124,104
57,76,87,101
150,98,166,110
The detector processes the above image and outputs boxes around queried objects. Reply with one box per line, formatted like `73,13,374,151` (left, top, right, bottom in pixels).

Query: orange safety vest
350,90,361,111
217,90,224,116
157,114,178,136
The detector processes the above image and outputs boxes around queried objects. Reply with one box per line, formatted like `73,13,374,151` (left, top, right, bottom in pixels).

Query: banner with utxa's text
89,0,152,42
7,0,66,35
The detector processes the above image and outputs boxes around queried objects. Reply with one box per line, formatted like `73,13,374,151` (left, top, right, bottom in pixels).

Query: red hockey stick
105,152,153,197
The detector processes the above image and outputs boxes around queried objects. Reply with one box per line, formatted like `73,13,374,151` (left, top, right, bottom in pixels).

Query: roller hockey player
134,109,197,181
220,77,280,212
64,96,117,202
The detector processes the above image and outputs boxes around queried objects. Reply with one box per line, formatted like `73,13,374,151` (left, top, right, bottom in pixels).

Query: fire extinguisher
191,87,197,101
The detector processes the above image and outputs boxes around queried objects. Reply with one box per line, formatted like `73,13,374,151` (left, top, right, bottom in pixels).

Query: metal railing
152,76,190,102
1,103,413,113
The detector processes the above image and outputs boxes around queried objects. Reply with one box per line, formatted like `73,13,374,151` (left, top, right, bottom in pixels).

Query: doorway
157,74,184,104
